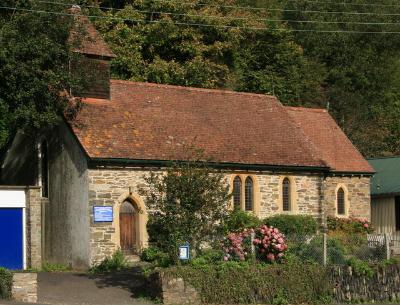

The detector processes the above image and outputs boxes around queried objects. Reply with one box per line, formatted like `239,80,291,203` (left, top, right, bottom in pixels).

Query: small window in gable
245,177,253,211
282,178,291,212
233,176,242,210
337,187,345,215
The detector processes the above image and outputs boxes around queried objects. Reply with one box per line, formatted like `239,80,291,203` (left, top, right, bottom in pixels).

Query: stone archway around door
119,200,136,255
113,194,149,256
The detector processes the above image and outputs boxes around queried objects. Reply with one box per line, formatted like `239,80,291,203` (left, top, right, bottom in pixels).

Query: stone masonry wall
88,169,154,265
324,176,371,220
12,273,37,303
257,174,323,219
149,271,200,305
332,264,400,303
151,264,400,304
88,168,370,265
25,187,42,269
88,169,325,264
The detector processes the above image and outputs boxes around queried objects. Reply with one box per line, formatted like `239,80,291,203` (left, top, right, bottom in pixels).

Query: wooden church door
119,200,136,254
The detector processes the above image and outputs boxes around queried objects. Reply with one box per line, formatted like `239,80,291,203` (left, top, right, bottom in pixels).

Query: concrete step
125,254,141,264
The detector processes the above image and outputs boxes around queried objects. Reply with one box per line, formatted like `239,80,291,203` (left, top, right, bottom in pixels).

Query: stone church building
0,13,374,269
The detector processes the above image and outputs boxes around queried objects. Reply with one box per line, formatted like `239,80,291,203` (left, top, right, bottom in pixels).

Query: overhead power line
34,0,400,26
283,0,400,8
142,0,400,16
3,5,400,34
35,0,400,17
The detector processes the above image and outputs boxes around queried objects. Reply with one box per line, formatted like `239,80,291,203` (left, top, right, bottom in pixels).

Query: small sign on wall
93,206,113,222
179,243,190,260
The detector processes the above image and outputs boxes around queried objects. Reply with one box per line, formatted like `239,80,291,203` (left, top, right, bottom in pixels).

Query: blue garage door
0,208,23,270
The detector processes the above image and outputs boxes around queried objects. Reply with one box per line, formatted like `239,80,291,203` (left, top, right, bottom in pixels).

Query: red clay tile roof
286,106,374,173
69,80,330,168
69,13,115,58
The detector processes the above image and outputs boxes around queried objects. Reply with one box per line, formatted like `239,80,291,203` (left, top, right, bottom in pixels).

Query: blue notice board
93,206,113,222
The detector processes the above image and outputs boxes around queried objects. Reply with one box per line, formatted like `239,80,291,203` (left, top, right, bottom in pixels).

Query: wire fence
283,232,391,266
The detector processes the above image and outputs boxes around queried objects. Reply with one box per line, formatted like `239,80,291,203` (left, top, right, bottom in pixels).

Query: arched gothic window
233,176,242,210
282,178,291,212
245,177,253,211
337,187,345,215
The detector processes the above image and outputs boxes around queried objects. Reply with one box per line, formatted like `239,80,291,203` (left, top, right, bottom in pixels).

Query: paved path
35,269,155,305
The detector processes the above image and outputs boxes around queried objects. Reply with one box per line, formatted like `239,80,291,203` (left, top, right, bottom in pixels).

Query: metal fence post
323,232,327,266
384,233,391,260
251,231,256,259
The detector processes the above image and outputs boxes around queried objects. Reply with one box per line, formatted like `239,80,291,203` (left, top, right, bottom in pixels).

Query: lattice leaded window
337,188,345,215
233,176,242,210
282,178,291,211
245,177,253,211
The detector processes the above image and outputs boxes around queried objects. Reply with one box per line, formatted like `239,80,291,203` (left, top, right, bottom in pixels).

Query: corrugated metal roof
368,157,400,196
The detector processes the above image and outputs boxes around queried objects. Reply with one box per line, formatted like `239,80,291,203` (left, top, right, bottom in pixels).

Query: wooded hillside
1,0,400,157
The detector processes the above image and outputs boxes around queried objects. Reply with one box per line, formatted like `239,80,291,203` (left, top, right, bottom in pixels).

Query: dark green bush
140,247,172,268
0,268,12,299
140,246,162,263
327,217,373,234
264,214,318,236
224,209,262,233
347,257,374,278
89,250,128,273
189,249,225,266
164,262,331,304
286,235,346,265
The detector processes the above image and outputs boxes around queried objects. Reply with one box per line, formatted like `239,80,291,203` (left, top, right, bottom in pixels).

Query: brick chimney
69,6,116,99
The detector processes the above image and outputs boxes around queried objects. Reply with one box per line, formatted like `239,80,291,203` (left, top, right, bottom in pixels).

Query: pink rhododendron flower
267,253,275,261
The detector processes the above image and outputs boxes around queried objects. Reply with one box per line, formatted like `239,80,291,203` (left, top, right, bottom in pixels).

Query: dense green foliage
140,247,172,267
86,0,400,157
3,0,400,157
0,1,84,149
89,0,323,107
164,262,331,304
141,154,231,262
224,209,262,233
89,250,128,273
0,268,12,299
264,214,318,236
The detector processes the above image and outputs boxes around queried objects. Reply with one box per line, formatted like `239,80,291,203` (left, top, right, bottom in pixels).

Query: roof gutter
88,157,331,173
371,192,400,199
330,170,375,177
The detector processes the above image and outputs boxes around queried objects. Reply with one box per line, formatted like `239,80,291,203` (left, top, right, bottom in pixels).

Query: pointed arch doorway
119,200,137,254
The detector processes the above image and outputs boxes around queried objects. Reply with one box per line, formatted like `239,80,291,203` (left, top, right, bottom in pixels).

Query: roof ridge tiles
285,106,327,113
110,79,277,99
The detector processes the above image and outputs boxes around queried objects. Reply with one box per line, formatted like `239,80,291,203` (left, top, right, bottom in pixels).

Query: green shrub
264,215,318,236
327,216,373,234
197,249,225,263
0,268,12,299
140,247,161,263
90,250,128,273
42,262,71,272
163,262,331,304
189,249,225,267
224,209,262,233
140,247,172,267
286,235,346,265
347,257,374,278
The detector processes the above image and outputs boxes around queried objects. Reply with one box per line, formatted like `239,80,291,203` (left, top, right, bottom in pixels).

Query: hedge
264,214,318,236
0,268,12,299
164,262,331,304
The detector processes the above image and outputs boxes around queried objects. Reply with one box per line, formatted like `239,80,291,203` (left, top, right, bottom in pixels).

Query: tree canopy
2,0,400,157
141,153,231,261
0,0,81,149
